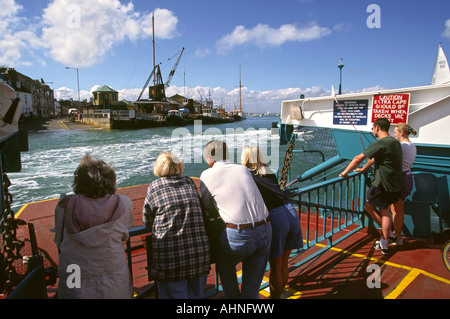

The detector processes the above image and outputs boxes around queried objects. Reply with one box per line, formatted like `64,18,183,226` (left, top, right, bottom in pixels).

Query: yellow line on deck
259,275,302,299
385,268,421,299
315,242,412,271
313,242,450,298
15,198,57,219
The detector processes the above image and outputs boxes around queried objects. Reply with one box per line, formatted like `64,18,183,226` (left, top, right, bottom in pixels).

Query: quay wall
81,117,111,129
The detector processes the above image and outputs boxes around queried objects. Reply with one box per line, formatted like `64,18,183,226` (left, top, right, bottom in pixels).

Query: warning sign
372,94,410,124
333,100,368,125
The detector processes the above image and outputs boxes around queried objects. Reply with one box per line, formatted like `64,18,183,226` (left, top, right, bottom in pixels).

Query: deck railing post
286,172,366,271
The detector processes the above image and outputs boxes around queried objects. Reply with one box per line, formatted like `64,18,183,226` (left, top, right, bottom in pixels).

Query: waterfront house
169,94,202,114
92,85,119,108
0,67,55,118
82,85,128,128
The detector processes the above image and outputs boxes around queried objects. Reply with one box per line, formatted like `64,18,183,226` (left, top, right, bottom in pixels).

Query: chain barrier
1,173,24,294
279,137,295,190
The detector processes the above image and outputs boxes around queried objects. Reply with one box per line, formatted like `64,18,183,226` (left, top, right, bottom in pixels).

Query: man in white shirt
200,140,271,299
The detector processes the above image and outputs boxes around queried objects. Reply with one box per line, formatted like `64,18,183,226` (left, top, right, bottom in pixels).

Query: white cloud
216,22,332,54
0,0,43,66
194,48,211,58
0,0,179,68
443,19,450,39
41,1,179,67
354,85,388,93
0,0,22,34
54,84,112,101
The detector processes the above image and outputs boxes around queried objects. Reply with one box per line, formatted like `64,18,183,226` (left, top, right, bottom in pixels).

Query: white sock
389,231,395,238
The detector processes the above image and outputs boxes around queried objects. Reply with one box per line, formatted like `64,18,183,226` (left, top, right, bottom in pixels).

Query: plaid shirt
143,176,210,281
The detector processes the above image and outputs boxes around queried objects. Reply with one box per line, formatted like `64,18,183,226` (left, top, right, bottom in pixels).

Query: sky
1,0,450,113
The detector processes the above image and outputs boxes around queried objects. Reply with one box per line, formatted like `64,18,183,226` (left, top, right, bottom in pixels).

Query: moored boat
228,64,247,122
165,109,187,126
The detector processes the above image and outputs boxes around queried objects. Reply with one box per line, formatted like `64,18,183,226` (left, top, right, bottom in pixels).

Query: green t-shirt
363,136,402,192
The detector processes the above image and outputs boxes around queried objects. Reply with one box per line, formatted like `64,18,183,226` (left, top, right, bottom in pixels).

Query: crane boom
137,66,157,101
197,89,203,104
165,47,184,88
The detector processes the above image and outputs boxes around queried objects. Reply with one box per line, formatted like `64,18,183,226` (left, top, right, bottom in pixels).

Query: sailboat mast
152,13,156,86
239,64,242,113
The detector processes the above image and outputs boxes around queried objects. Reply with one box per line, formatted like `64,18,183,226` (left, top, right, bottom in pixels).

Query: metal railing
125,172,368,298
82,109,135,120
126,225,153,298
82,109,167,122
110,110,133,120
82,109,111,119
284,171,367,270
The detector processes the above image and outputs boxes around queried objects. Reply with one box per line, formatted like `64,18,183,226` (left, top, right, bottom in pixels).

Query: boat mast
152,13,156,86
239,64,242,113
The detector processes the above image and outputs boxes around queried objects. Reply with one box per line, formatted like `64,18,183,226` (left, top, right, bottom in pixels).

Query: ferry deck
9,180,450,300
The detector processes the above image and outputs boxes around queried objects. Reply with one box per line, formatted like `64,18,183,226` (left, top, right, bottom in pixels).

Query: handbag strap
54,193,73,253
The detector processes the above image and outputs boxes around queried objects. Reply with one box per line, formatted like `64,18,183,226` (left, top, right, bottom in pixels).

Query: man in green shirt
339,118,402,254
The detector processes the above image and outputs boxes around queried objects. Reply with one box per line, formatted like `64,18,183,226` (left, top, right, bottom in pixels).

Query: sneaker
374,240,390,255
388,236,403,246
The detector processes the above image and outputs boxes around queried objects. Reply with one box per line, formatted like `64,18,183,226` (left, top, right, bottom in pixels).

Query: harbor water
10,116,284,212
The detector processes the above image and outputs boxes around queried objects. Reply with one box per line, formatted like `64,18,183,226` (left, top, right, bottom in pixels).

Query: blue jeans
155,275,207,299
156,275,207,299
216,222,272,299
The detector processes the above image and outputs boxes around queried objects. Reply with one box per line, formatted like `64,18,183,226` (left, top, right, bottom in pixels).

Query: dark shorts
268,203,303,258
401,170,413,200
366,185,401,209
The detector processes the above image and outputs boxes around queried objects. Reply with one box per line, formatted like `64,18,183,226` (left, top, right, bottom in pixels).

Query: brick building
0,67,55,118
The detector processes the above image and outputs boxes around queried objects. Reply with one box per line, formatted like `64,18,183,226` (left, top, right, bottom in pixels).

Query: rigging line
161,49,184,70
122,23,161,89
154,43,178,66
120,43,152,89
167,49,184,61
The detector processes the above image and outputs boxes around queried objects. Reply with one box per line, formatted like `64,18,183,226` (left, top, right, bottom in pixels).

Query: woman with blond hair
54,154,134,299
241,146,303,299
390,123,417,245
142,151,210,299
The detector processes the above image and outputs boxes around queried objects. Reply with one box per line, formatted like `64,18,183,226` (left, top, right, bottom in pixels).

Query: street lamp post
65,67,80,103
338,58,344,95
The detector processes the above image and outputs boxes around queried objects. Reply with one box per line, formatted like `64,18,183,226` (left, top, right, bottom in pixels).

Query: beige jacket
54,193,134,299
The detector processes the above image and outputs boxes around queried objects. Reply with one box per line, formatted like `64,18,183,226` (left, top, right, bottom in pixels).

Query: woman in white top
390,123,417,245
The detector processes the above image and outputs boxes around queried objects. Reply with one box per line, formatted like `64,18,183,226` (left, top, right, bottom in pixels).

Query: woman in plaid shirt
142,151,211,299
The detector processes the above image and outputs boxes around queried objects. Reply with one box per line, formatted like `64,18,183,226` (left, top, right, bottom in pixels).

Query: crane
137,64,164,101
137,66,156,101
165,47,184,88
137,47,184,101
197,89,204,104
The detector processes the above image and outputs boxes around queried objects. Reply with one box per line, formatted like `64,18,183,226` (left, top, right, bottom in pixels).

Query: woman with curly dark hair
54,154,134,299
